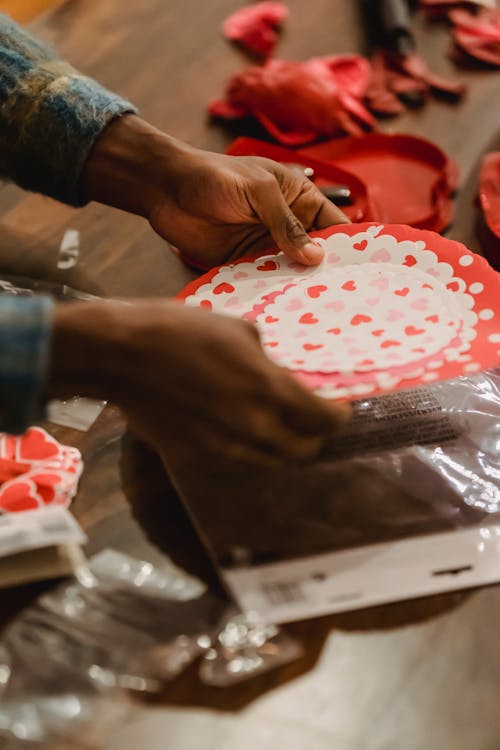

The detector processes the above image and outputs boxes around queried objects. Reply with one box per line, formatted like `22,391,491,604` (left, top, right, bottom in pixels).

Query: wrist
49,301,129,400
81,114,193,218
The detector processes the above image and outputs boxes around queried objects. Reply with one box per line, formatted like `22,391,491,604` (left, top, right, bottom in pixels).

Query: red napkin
449,7,500,65
223,1,289,59
420,1,495,20
366,50,465,115
209,55,375,145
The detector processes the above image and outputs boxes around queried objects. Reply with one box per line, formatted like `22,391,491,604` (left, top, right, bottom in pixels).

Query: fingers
270,370,352,437
248,164,351,265
248,174,326,266
290,180,350,231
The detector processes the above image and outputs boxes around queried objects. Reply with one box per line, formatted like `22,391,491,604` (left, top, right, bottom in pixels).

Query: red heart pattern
351,314,372,326
303,343,324,351
213,282,235,295
182,223,496,399
354,240,368,251
307,285,328,299
0,427,82,513
342,280,356,292
257,260,278,272
299,312,319,324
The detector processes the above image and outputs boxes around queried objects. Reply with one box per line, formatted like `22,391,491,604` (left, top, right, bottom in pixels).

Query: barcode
261,581,307,606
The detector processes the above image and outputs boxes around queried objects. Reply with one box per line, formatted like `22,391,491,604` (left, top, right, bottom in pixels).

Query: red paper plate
300,133,458,232
0,427,82,513
178,223,500,400
226,137,372,223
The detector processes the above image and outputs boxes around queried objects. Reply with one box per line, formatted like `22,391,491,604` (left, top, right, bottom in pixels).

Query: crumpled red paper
209,55,375,145
479,152,500,237
223,1,289,59
365,50,465,115
420,0,495,20
449,7,500,66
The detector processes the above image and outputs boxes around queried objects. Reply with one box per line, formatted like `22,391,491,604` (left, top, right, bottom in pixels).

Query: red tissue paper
208,55,375,145
223,1,289,59
420,0,495,20
366,50,465,115
449,7,500,66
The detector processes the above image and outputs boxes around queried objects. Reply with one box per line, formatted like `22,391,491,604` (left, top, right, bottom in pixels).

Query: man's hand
83,115,348,268
50,300,350,466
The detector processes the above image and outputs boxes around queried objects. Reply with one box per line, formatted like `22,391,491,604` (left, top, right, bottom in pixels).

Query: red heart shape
381,339,401,348
265,315,279,323
371,329,385,337
405,325,424,336
0,478,41,512
213,282,235,295
425,315,439,323
446,281,459,292
394,287,409,297
303,343,324,351
307,285,327,299
257,260,278,272
342,280,356,292
351,314,372,326
412,347,426,354
354,240,367,251
0,458,31,483
299,312,319,324
294,359,305,365
200,299,212,310
327,327,341,335
27,471,65,505
403,255,417,267
18,427,61,462
264,341,279,347
422,283,433,290
359,358,375,367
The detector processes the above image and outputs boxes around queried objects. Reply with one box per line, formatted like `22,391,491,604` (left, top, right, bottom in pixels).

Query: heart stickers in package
0,427,82,513
180,223,500,400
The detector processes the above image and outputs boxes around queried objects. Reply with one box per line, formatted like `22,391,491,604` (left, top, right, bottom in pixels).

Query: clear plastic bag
0,548,302,745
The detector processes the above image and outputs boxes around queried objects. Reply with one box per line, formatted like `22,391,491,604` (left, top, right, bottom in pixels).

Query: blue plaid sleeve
0,14,137,206
0,294,53,434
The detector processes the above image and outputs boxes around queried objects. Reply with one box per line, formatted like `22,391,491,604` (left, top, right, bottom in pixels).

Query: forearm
81,114,195,217
0,14,136,205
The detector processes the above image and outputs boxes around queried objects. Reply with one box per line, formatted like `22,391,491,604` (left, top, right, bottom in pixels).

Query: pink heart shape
234,271,249,280
224,297,241,308
387,309,405,322
327,252,341,264
369,277,389,291
285,298,303,312
365,297,380,306
253,280,267,290
411,298,429,312
371,248,391,263
325,300,344,312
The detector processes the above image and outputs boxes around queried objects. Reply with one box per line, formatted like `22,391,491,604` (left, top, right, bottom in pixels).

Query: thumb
250,176,324,266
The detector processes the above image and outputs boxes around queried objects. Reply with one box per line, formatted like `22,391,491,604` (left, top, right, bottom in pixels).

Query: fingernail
302,242,324,264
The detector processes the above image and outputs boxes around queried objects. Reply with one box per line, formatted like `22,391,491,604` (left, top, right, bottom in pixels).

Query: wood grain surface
1,1,500,748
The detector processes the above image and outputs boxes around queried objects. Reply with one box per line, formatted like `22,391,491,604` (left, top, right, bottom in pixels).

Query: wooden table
2,1,500,748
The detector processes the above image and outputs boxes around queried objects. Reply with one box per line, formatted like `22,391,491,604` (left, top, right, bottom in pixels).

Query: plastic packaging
166,369,500,622
0,548,302,744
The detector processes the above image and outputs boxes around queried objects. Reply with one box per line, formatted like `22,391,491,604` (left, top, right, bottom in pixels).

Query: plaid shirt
0,16,136,433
